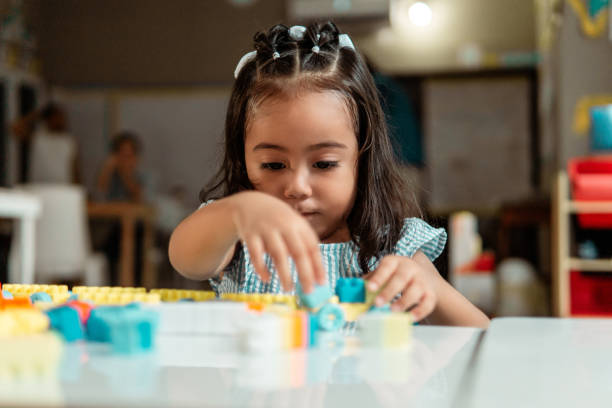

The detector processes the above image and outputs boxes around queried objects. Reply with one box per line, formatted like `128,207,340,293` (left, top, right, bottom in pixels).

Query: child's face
244,90,358,243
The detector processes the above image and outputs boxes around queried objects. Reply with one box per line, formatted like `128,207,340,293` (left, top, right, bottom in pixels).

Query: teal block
86,304,159,354
315,303,345,332
46,305,84,342
335,278,365,303
30,292,53,303
368,303,391,313
296,283,332,309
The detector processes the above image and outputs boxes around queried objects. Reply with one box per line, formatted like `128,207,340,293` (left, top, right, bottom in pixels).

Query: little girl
169,22,489,328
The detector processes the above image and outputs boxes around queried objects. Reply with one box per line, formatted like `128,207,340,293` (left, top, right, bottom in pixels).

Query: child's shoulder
395,217,447,261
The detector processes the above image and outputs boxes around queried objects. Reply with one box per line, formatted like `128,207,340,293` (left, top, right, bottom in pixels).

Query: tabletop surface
458,317,612,408
0,325,482,408
3,317,612,408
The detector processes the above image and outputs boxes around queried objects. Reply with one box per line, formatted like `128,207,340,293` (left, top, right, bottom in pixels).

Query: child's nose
283,168,312,199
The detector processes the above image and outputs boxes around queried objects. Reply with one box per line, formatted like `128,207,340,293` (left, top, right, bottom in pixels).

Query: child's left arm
365,251,490,328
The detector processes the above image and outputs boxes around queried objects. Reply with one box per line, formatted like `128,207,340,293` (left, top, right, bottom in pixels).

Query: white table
459,317,612,408
0,188,41,284
0,325,482,408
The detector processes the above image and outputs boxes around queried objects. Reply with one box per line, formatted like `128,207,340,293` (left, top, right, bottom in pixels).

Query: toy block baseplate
0,332,63,378
220,293,297,308
78,292,160,305
1,284,70,304
149,289,216,302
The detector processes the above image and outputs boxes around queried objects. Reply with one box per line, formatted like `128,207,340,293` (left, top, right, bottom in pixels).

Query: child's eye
313,161,338,170
261,162,285,170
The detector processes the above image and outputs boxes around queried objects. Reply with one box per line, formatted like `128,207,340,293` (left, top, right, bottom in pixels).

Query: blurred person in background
96,131,146,202
11,102,80,184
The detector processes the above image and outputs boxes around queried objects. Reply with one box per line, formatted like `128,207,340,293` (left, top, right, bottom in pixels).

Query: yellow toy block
76,291,160,305
221,293,297,308
0,332,63,378
338,303,369,322
2,284,69,303
358,312,412,349
72,286,146,295
149,288,216,302
0,309,49,337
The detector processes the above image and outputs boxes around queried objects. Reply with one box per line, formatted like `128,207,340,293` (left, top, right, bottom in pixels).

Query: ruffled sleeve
393,218,447,261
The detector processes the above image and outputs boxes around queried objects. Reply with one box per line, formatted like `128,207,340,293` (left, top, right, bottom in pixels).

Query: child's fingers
301,226,326,286
406,291,436,322
392,282,423,312
366,256,399,293
245,235,271,283
265,232,293,291
284,230,314,294
374,267,415,307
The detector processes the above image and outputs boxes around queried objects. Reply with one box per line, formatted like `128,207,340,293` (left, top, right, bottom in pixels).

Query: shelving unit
552,170,612,317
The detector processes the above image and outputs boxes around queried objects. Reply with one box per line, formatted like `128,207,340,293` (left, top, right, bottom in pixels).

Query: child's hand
230,191,327,293
365,255,438,321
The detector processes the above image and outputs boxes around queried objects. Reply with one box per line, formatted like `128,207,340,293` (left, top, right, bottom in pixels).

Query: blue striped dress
200,202,447,296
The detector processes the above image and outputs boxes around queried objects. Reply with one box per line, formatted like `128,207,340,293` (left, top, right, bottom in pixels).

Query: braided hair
201,21,420,274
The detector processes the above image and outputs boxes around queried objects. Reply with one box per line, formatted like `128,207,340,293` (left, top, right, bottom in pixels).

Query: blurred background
1,0,611,319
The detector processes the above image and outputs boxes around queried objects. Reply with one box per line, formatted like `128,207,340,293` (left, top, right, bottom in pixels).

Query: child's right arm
168,191,326,293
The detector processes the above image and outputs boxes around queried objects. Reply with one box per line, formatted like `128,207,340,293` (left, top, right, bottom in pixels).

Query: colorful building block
0,308,49,336
357,312,412,349
296,284,332,309
2,290,13,299
150,288,216,302
338,303,369,322
45,305,84,342
315,303,345,332
66,300,94,324
221,293,297,308
335,278,366,303
30,292,53,303
0,332,63,377
86,304,159,353
106,308,159,354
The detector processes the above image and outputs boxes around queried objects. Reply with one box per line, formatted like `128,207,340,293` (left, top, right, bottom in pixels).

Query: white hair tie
289,25,306,40
233,32,356,79
338,34,355,50
233,50,257,79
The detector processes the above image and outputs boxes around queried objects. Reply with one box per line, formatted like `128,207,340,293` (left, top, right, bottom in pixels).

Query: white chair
9,184,107,286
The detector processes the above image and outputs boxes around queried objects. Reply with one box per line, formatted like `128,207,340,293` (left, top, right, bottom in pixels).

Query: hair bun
253,24,293,60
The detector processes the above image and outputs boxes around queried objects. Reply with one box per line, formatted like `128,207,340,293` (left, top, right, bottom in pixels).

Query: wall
558,3,612,164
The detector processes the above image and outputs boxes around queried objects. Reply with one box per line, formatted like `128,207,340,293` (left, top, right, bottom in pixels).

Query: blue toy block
315,303,345,332
87,306,117,342
2,290,13,299
106,308,159,354
30,292,53,303
86,304,159,354
46,305,84,342
335,278,365,303
296,283,332,309
369,303,391,313
591,105,612,151
67,291,79,302
308,313,320,346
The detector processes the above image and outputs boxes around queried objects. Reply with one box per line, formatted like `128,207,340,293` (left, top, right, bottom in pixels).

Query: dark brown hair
201,21,420,273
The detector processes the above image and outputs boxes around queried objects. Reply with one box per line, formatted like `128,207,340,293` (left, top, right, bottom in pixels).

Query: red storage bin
568,156,612,228
570,270,612,315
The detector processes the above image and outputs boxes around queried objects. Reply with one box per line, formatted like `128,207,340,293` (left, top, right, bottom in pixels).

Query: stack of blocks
0,286,63,377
